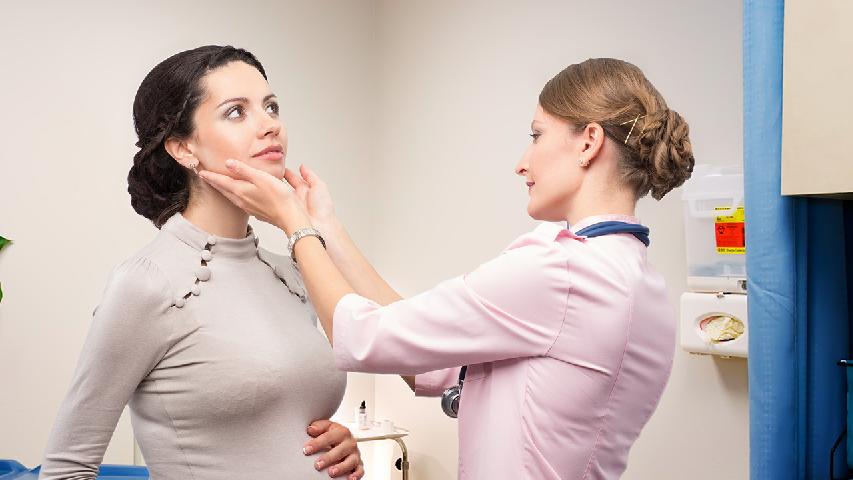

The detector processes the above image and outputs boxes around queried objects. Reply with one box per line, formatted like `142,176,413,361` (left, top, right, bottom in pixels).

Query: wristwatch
287,227,326,262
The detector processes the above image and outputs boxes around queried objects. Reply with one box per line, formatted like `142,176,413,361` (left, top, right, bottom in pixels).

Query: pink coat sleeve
332,240,571,375
414,367,462,397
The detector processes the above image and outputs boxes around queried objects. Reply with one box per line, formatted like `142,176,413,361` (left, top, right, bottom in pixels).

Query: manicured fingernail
329,467,338,476
303,446,313,455
315,460,324,470
225,159,236,168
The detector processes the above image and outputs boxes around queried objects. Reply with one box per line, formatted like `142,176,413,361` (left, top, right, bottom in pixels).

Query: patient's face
515,105,585,221
188,61,287,179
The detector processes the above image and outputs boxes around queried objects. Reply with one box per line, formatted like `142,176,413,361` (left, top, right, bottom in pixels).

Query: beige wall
369,1,747,479
1,2,746,479
0,0,378,467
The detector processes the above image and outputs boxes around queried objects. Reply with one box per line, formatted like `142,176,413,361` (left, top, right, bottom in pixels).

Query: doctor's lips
252,144,284,161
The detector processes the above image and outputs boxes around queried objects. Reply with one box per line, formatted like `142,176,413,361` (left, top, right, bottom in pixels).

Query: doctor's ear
577,123,605,167
164,137,198,171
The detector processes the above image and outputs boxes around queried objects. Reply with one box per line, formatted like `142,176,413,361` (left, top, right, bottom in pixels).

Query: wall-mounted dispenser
680,165,748,358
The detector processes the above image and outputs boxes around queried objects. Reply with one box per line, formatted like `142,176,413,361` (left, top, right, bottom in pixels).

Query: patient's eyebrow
216,94,277,109
217,97,248,108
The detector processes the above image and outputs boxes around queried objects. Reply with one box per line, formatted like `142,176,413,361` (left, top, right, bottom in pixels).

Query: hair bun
635,108,694,200
127,148,190,226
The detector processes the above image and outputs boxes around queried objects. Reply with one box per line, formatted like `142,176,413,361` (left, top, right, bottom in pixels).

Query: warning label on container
715,206,746,255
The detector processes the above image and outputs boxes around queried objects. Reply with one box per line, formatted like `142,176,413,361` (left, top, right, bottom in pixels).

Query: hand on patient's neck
182,183,251,239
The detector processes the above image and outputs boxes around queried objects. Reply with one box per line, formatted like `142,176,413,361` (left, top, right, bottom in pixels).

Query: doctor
201,58,695,479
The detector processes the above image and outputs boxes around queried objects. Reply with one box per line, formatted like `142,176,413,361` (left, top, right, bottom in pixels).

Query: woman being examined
40,46,363,480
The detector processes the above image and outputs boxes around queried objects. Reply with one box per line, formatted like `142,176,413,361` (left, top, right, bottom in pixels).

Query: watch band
287,227,326,262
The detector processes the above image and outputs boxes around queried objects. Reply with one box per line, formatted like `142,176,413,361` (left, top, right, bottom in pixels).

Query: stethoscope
441,221,650,418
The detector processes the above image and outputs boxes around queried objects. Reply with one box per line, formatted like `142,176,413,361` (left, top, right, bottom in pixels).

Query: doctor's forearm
292,236,354,342
320,218,402,306
318,220,416,392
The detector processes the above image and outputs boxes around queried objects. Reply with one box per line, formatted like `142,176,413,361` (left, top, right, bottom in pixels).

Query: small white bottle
357,400,369,430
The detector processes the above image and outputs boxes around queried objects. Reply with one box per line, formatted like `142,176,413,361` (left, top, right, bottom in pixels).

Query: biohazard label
715,206,746,254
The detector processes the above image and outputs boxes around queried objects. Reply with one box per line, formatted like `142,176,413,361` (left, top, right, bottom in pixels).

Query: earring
579,158,589,168
188,160,199,174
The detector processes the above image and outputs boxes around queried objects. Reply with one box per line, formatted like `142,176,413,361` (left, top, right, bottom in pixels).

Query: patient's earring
579,157,589,168
188,160,199,174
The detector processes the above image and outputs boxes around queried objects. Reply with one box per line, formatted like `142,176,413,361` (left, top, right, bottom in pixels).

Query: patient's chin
247,161,286,180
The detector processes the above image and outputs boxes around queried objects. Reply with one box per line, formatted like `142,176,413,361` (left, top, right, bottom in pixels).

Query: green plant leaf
0,236,9,303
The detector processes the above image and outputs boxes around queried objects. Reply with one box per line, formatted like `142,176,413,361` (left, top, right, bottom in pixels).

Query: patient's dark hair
128,45,266,227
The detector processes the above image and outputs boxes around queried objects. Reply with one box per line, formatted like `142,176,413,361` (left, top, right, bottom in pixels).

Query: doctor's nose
515,150,531,176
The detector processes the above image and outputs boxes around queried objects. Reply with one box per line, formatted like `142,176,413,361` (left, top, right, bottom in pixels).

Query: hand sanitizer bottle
357,400,369,430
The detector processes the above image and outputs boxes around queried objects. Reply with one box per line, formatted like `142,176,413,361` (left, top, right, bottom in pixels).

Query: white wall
1,2,746,479
0,0,377,467
369,1,747,479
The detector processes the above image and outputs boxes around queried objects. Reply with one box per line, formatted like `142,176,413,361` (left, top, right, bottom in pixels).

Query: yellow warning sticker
714,206,746,255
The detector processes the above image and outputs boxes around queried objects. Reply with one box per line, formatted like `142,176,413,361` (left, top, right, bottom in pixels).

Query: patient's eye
225,105,244,120
265,102,280,116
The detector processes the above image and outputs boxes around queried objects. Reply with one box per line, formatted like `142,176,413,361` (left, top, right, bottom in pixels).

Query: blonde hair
539,58,694,200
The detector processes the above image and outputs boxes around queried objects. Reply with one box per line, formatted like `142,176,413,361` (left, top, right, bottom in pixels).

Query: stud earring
188,160,199,174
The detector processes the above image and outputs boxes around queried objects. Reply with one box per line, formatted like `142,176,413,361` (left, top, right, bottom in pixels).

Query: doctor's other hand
283,164,339,232
304,419,365,480
199,159,312,235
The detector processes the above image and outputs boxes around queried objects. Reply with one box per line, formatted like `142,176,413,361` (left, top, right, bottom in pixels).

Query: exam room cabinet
782,0,853,198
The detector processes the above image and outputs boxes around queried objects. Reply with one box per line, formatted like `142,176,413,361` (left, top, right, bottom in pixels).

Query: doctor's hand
199,159,312,235
283,164,339,232
304,420,365,480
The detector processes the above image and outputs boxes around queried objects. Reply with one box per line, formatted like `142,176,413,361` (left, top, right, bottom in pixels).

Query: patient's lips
253,144,284,161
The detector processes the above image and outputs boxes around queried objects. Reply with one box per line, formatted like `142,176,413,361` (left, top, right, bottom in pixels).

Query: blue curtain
744,1,851,478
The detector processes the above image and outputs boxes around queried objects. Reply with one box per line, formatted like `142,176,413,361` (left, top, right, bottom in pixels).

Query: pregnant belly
143,417,349,480
147,452,341,480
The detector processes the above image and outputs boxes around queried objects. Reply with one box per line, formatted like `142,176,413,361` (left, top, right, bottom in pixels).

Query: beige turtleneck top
40,213,346,479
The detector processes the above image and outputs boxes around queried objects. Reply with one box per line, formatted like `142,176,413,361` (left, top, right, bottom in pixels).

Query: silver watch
287,227,326,261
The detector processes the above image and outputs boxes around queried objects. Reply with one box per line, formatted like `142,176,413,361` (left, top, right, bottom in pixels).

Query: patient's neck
182,184,250,239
